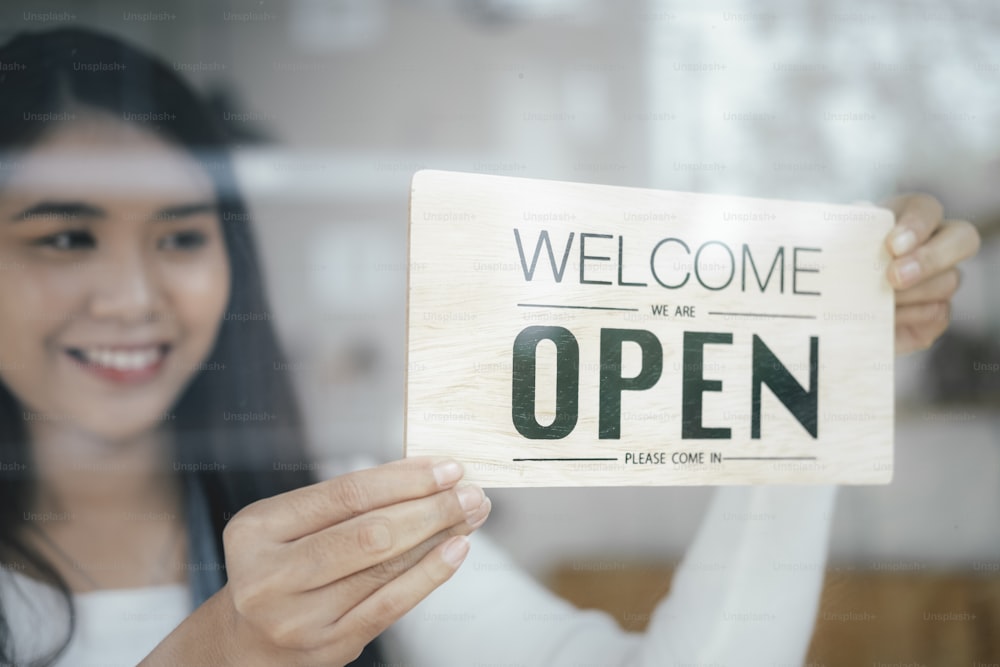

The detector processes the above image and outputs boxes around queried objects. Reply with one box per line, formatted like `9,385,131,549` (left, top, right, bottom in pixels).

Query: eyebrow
12,201,104,222
10,200,218,223
150,202,218,221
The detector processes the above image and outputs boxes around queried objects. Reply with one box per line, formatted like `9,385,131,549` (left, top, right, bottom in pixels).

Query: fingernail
890,228,916,256
433,460,463,488
442,535,470,568
456,483,484,512
894,258,920,285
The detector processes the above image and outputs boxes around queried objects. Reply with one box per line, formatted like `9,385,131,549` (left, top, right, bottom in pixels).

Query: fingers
885,196,980,356
896,321,950,356
885,193,944,257
230,533,474,658
895,269,960,306
320,535,471,654
896,302,949,326
264,502,492,645
888,219,980,290
282,483,489,591
246,457,466,542
219,460,491,659
895,301,950,354
345,499,490,597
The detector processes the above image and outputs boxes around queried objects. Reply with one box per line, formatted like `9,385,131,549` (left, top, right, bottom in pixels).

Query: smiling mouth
65,344,171,372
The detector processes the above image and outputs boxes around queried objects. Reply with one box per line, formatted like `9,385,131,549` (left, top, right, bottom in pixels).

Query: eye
33,230,95,251
158,230,207,251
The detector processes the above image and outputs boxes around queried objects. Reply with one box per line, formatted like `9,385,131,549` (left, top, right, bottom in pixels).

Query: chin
90,423,165,447
66,405,174,447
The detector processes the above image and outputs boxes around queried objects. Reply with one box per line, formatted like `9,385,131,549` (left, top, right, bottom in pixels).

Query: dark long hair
0,28,336,665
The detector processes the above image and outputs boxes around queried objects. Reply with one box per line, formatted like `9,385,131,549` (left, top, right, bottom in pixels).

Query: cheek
161,247,231,348
0,262,85,408
0,262,84,360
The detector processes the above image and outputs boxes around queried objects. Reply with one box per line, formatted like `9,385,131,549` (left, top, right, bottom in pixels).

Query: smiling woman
0,111,231,438
0,28,347,666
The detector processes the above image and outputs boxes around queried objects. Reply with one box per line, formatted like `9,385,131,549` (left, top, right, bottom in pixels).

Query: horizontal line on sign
517,303,639,312
512,457,620,462
722,456,818,461
708,311,816,320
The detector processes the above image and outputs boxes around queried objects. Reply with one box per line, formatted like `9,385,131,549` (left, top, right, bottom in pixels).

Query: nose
87,245,166,323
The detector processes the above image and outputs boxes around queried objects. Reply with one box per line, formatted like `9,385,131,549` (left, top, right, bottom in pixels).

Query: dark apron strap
183,474,225,609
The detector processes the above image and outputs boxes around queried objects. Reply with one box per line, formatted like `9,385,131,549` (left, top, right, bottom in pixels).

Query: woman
0,28,980,667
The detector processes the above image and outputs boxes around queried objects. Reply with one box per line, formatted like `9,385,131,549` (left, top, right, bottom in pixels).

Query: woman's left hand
884,193,981,355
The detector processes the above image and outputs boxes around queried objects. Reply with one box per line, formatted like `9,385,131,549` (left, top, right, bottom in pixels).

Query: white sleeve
380,485,837,667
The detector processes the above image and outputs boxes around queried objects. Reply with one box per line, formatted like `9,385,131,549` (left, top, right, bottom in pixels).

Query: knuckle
230,577,270,619
416,560,442,589
357,516,394,555
222,506,262,551
334,474,370,518
911,193,943,220
419,557,450,589
371,591,407,625
916,192,941,207
913,244,935,273
221,521,241,553
267,618,308,650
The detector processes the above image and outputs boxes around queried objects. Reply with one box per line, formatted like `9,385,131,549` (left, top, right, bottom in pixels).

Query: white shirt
381,485,837,667
1,479,836,667
2,569,191,667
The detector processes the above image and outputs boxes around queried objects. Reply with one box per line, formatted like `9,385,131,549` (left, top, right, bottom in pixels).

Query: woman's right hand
141,456,491,666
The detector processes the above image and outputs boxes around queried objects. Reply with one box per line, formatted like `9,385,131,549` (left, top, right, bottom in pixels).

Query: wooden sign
404,170,894,487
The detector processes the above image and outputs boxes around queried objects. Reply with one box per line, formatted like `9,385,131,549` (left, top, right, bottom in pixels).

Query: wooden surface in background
547,563,1000,666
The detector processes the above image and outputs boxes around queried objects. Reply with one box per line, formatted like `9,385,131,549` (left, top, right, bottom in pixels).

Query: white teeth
79,346,163,371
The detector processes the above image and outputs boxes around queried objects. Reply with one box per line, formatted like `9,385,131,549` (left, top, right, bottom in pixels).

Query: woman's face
0,109,231,443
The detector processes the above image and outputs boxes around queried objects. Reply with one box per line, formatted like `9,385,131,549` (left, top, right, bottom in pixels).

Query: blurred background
2,0,998,663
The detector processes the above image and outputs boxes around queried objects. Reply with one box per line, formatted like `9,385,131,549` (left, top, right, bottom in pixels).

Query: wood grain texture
405,170,894,487
548,564,1000,665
